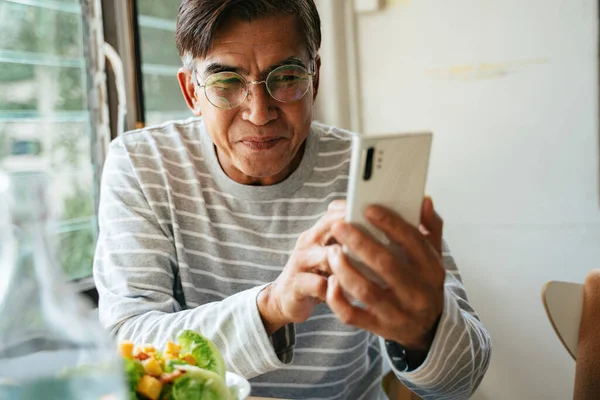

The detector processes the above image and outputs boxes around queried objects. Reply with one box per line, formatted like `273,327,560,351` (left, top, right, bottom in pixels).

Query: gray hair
176,0,321,63
182,52,195,71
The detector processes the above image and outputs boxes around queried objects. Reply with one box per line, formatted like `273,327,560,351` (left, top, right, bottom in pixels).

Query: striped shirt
94,117,491,399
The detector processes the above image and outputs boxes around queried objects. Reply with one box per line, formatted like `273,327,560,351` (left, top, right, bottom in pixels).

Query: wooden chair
542,270,600,399
542,280,584,359
382,371,423,400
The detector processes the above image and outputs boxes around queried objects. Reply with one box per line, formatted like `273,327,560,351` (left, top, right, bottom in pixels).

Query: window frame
101,0,145,134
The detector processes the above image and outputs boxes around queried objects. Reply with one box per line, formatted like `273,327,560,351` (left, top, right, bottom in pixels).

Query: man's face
178,15,320,185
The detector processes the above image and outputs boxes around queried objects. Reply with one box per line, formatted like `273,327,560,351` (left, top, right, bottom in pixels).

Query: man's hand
326,197,445,355
257,200,345,335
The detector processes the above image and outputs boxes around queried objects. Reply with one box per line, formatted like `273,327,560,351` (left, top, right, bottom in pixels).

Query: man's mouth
240,137,284,151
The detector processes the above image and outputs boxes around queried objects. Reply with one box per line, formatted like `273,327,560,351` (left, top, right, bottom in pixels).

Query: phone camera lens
363,147,375,181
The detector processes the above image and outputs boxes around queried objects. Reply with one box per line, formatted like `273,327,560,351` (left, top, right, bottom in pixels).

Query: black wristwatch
385,340,412,372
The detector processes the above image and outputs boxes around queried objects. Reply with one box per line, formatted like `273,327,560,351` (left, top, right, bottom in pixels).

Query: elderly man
94,0,491,398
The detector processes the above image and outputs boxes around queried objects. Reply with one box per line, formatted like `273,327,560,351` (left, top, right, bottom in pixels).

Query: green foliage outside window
58,185,96,281
0,1,94,280
1,1,190,280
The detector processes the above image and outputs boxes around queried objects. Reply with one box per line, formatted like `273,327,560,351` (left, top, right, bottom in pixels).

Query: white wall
314,0,360,130
352,0,600,398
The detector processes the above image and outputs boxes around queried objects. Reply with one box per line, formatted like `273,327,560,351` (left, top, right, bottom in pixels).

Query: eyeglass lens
203,65,311,109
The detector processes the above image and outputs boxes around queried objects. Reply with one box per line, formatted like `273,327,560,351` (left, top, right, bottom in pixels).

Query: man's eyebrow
266,56,308,73
203,63,249,76
202,56,309,78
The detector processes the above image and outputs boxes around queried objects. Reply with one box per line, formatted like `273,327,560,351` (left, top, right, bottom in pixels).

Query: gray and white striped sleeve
385,242,492,399
93,138,286,379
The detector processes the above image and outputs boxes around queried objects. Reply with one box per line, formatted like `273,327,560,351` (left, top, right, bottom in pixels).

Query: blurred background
0,0,598,398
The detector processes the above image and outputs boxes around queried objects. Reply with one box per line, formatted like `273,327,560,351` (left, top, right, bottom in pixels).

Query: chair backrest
542,281,584,359
382,371,423,400
542,271,600,400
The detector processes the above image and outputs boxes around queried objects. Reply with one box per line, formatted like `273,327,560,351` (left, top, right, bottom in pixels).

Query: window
0,0,99,280
0,1,196,283
135,0,189,126
0,0,192,283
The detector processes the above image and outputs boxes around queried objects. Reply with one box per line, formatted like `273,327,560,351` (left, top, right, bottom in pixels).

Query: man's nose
242,82,278,126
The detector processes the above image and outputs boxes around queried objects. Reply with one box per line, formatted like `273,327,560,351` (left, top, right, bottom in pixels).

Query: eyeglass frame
191,63,316,110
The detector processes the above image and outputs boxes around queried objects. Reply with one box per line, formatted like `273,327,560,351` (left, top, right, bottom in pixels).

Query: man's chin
236,163,292,185
242,166,284,179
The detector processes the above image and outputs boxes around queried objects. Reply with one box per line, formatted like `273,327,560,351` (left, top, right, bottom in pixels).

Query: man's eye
212,78,242,86
272,75,300,83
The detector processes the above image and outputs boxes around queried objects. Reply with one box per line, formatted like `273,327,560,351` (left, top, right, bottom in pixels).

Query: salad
120,330,236,400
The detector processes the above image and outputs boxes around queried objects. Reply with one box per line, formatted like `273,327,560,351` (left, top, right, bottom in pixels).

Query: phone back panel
346,132,432,252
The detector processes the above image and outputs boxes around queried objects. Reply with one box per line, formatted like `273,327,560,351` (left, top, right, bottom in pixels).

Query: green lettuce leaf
171,367,230,400
177,330,226,379
161,382,174,400
164,359,188,373
123,358,144,400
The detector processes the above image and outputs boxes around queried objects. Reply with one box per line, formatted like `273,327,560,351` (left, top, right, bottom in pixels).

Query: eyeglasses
193,64,314,110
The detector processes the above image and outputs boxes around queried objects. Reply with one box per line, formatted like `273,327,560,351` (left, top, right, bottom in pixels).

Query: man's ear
177,68,202,116
312,55,321,103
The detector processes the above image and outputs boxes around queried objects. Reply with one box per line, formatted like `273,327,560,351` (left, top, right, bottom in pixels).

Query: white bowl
226,371,251,399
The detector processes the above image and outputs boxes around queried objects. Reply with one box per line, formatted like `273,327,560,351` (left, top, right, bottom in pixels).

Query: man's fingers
293,272,329,302
330,221,409,289
326,275,379,330
296,200,345,249
363,205,434,269
327,245,398,315
323,236,340,246
420,196,443,255
328,199,346,211
295,246,332,276
305,209,346,246
422,196,443,230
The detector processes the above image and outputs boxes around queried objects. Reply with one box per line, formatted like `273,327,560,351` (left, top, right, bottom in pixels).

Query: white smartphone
344,132,433,287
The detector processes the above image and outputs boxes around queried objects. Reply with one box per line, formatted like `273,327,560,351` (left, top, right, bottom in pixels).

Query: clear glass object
0,0,101,281
0,159,126,399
